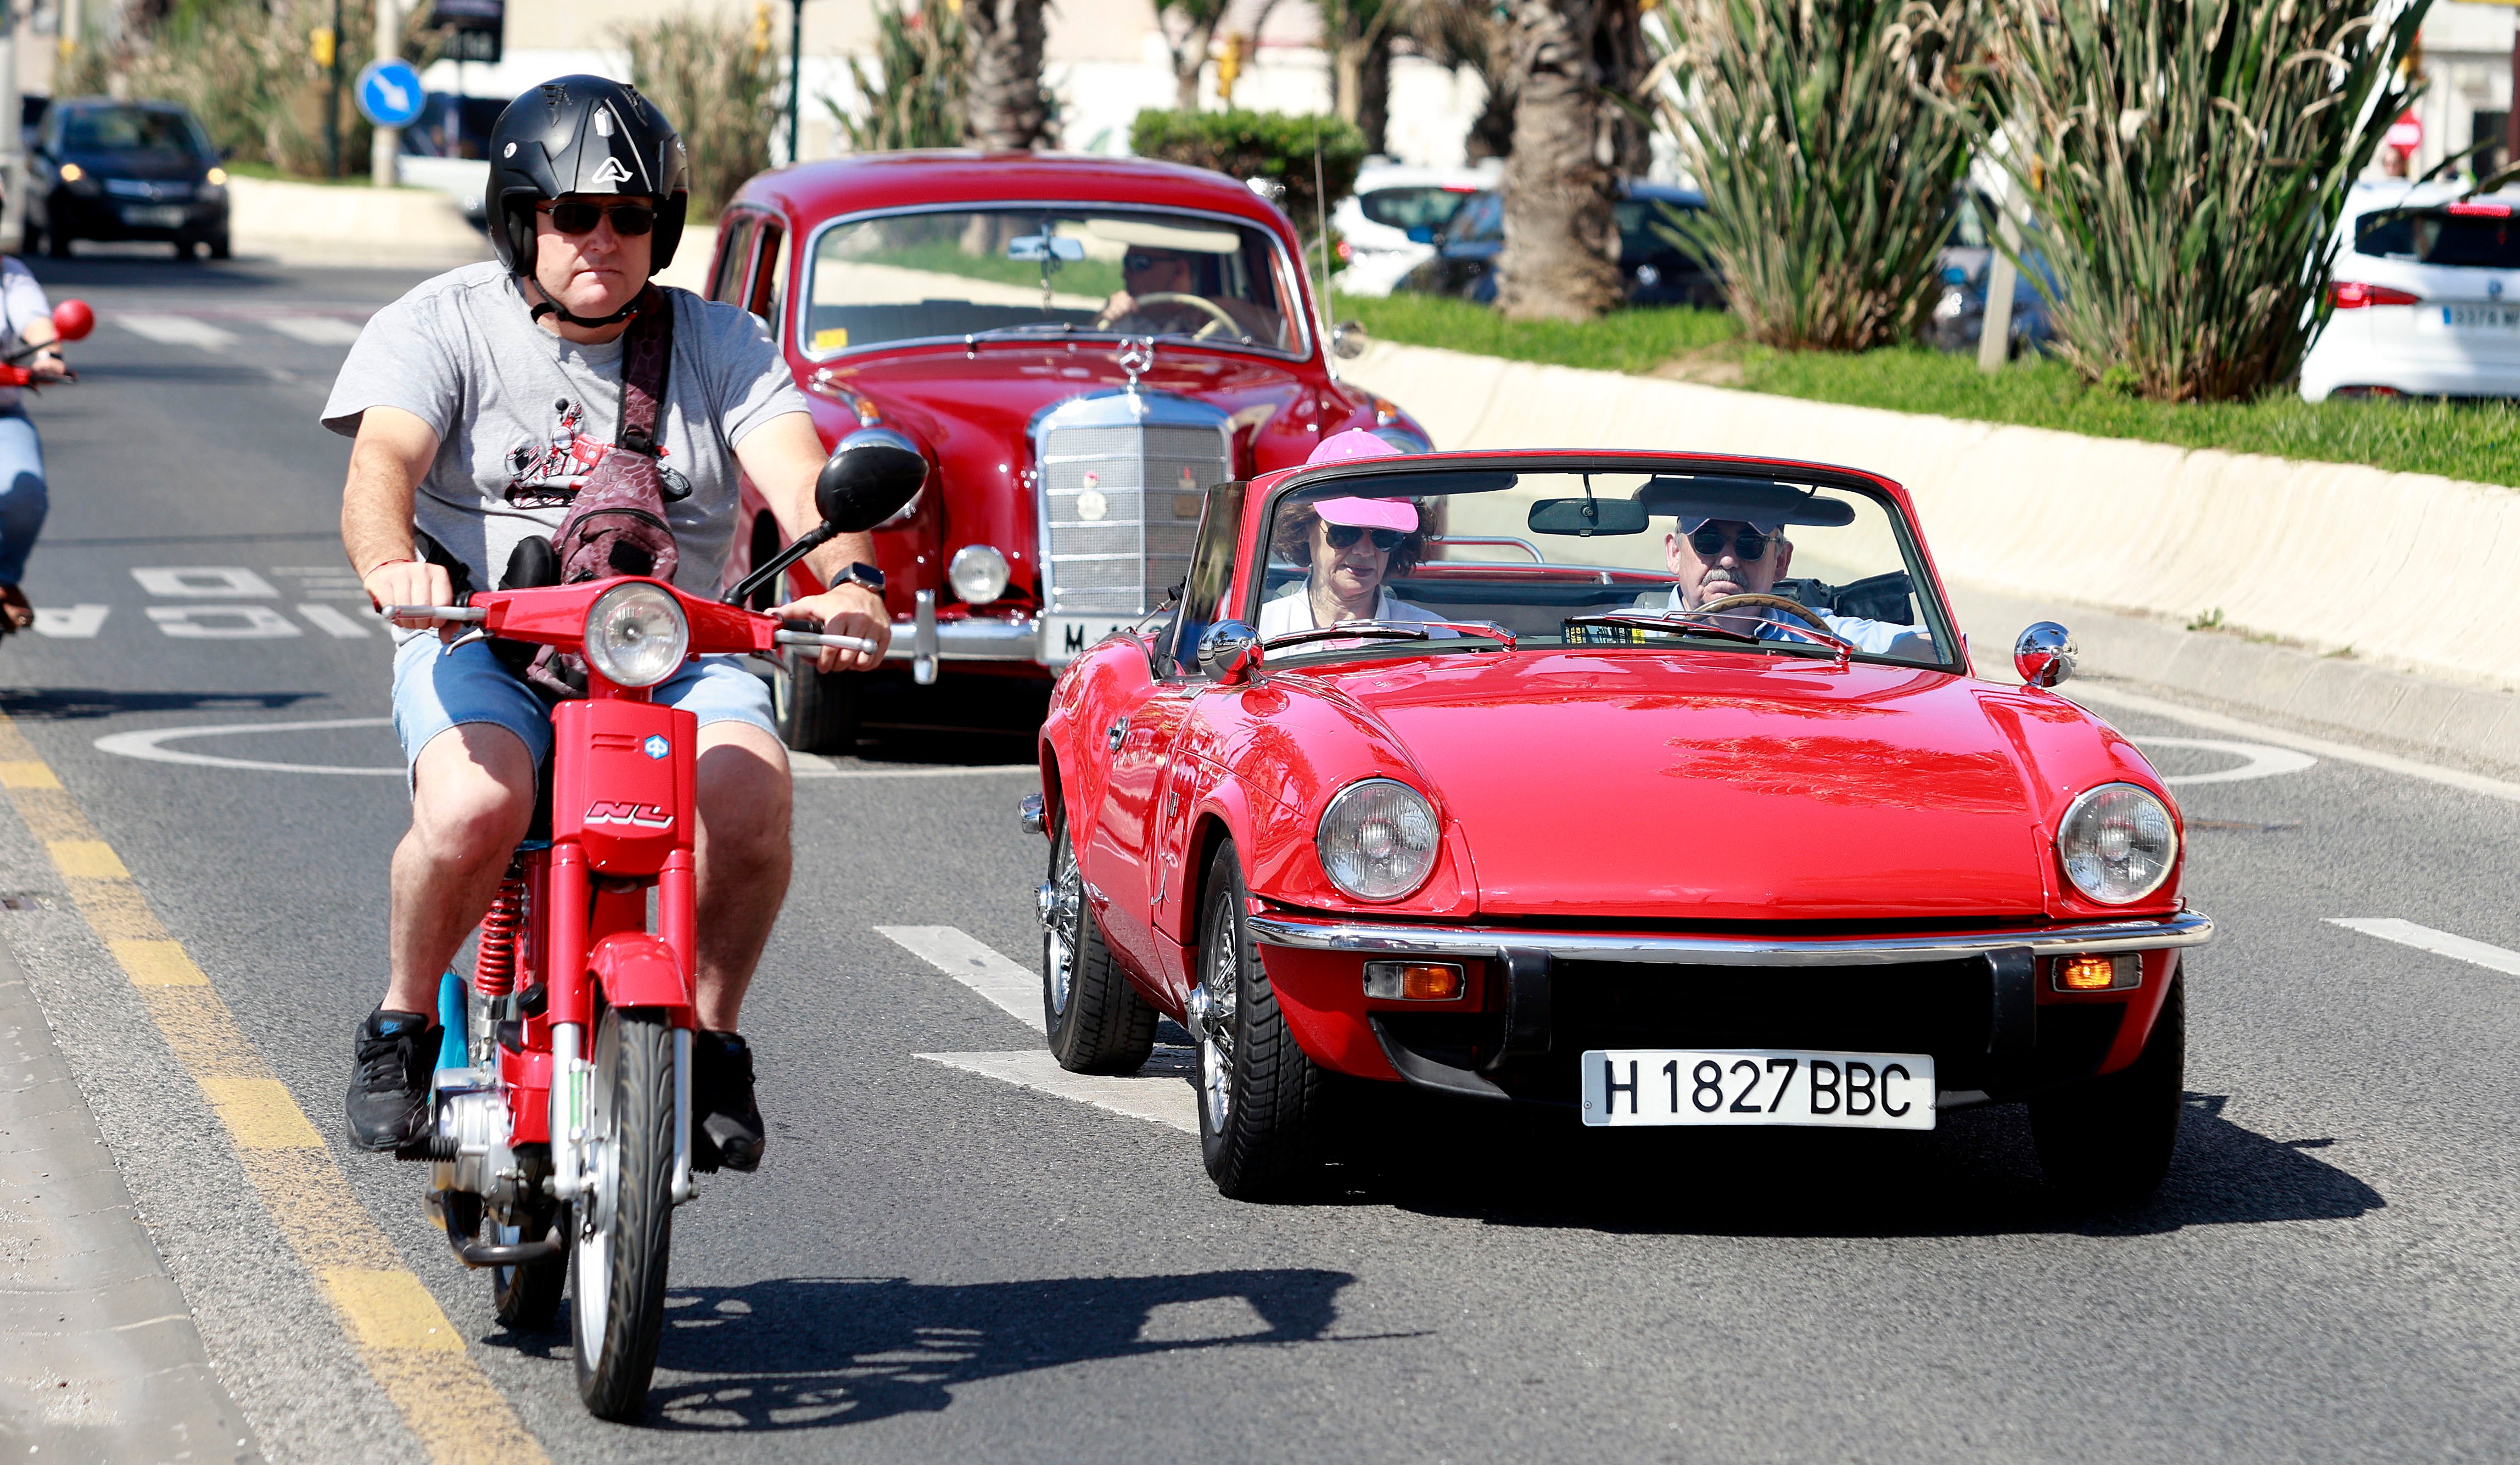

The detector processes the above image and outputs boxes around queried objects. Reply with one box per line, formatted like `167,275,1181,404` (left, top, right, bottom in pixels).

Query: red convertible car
1025,448,2213,1205
701,151,1430,749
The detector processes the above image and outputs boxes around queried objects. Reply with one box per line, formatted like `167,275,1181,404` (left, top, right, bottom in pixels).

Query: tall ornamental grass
1644,0,1989,351
1962,0,2428,401
622,14,783,221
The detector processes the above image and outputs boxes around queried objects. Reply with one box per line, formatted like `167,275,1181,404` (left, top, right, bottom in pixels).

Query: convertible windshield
1250,468,1956,667
805,207,1304,356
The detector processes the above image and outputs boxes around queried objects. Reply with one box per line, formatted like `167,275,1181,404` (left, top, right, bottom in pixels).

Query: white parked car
1331,158,1502,298
2300,180,2520,401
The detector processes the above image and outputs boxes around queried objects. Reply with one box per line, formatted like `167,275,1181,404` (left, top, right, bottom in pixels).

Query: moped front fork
545,1023,698,1207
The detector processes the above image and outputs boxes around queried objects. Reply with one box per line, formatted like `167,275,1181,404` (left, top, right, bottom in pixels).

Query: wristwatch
827,562,886,597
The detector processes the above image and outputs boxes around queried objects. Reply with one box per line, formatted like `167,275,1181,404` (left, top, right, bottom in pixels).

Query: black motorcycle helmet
484,75,689,280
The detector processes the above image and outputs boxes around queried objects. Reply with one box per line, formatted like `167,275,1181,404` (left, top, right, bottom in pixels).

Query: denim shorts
390,634,779,779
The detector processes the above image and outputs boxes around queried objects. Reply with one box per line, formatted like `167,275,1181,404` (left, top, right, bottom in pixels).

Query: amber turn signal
2054,953,2138,992
1363,960,1465,1001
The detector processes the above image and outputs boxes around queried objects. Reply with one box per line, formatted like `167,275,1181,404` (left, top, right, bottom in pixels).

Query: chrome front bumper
1245,910,2214,967
877,594,1044,684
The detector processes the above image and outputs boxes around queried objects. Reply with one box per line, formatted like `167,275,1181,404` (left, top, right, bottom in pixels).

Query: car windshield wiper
1263,620,1515,654
962,322,1076,345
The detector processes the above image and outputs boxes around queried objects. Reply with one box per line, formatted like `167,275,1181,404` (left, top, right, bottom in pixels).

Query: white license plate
2440,305,2520,332
120,205,186,228
1041,615,1143,664
1580,1047,1936,1130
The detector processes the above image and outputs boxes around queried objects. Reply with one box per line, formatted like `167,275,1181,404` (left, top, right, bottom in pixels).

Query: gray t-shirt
321,261,808,599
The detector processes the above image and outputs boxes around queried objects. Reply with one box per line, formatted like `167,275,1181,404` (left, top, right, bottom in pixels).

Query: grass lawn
1332,290,2520,490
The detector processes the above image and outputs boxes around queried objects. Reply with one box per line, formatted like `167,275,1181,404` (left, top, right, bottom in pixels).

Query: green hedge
1128,109,1364,236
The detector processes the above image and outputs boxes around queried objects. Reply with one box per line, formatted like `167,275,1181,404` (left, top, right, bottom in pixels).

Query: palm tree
1495,0,1640,321
965,0,1054,150
1402,0,1519,161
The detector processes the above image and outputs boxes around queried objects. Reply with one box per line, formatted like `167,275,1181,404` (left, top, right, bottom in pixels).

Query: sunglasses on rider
1324,523,1407,552
1688,525,1774,561
539,200,658,237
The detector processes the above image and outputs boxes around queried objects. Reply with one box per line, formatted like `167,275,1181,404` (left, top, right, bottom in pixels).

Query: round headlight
2057,783,2178,905
949,543,1010,605
1317,778,1441,902
583,581,690,688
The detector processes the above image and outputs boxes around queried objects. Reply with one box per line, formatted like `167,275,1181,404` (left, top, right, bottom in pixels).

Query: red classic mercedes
702,151,1429,748
1024,448,2213,1206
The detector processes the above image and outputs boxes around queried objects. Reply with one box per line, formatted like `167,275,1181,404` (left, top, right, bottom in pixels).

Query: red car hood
1315,653,2062,922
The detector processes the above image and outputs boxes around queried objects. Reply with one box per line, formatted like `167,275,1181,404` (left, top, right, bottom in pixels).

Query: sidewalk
0,938,259,1463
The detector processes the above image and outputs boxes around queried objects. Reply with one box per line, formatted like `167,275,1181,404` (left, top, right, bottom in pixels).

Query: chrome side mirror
1330,319,1369,360
2014,621,2076,688
1199,620,1261,682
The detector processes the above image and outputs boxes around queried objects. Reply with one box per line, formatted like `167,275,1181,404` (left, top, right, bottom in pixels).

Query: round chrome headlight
2057,783,2177,905
583,581,690,689
1317,778,1441,902
949,543,1010,605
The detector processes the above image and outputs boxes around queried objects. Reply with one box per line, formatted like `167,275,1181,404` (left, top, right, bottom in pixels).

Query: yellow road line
0,710,548,1464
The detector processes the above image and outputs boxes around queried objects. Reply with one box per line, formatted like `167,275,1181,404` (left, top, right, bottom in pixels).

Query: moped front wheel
569,1007,676,1420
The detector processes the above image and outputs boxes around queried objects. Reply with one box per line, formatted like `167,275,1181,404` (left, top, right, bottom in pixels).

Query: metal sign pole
372,0,401,188
788,0,804,167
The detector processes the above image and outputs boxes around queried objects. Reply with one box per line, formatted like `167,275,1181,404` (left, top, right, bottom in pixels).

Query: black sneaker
691,1029,764,1174
346,1008,440,1152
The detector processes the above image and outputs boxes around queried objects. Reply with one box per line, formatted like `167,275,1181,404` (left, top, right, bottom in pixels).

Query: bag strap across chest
615,285,674,457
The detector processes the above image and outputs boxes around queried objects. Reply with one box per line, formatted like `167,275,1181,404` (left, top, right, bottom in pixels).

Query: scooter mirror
815,428,927,532
49,300,93,343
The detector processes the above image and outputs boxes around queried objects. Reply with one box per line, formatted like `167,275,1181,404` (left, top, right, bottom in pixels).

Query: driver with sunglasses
1095,244,1282,345
1643,517,1924,656
324,77,890,1169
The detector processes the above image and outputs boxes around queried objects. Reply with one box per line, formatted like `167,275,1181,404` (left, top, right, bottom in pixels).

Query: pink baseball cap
1306,428,1401,465
1304,429,1416,531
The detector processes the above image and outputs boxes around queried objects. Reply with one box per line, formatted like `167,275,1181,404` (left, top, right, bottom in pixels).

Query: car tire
2029,976,2184,1208
44,222,70,259
207,231,231,260
771,653,859,754
1041,811,1156,1074
1193,840,1337,1201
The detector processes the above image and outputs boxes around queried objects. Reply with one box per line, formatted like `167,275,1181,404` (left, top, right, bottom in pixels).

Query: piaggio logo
584,801,673,830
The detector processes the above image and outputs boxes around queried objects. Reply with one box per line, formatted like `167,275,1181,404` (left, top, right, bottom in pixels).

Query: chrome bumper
878,600,1044,683
1245,910,2214,967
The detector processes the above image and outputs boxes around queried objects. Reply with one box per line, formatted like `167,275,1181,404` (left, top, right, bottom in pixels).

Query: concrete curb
0,939,259,1463
1346,339,2520,694
228,176,488,268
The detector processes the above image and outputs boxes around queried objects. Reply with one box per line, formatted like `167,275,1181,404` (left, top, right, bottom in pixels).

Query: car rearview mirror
815,428,927,532
1007,234,1085,263
1528,497,1649,536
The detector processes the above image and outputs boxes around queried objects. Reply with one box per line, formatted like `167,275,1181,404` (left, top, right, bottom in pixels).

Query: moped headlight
2057,782,2177,905
1317,778,1440,902
584,581,689,688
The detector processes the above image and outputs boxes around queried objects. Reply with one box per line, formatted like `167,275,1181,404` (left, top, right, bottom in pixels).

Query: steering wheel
1118,291,1242,340
1686,593,1857,652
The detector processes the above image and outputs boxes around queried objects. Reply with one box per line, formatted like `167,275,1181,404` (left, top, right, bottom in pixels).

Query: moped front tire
1043,813,1156,1074
569,1007,675,1420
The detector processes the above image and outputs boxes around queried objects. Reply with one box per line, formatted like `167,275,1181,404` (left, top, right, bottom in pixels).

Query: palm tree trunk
1496,0,1633,321
1357,32,1392,156
964,0,1052,150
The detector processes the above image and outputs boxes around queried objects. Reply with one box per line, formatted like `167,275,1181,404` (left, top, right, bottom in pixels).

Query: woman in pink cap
1258,429,1451,638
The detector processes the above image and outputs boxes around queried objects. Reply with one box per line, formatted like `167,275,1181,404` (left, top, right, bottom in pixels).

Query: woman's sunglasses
1325,523,1406,552
540,200,657,237
1688,526,1774,561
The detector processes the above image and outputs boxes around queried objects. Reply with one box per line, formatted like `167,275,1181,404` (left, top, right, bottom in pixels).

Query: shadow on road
612,1269,1365,1430
0,687,328,721
1364,1089,2383,1239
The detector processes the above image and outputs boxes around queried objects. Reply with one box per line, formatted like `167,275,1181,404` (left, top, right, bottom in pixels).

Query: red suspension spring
474,864,528,998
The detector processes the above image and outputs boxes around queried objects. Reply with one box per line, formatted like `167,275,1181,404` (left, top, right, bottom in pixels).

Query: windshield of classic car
806,208,1303,356
1250,470,1955,667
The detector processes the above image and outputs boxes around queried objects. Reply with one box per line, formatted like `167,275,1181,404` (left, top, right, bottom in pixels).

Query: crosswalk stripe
878,924,1044,1033
2328,918,2520,978
114,312,238,352
262,316,363,346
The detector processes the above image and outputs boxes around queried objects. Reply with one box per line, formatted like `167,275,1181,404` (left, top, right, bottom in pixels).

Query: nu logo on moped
584,800,674,830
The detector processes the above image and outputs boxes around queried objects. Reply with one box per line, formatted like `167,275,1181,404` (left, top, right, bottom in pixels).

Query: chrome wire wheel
1045,837,1083,1021
1195,901,1240,1135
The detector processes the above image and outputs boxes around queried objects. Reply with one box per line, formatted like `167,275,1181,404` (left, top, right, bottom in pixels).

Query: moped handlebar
773,628,880,655
378,604,489,622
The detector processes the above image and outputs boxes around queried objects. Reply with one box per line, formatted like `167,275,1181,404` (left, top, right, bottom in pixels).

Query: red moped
381,429,924,1418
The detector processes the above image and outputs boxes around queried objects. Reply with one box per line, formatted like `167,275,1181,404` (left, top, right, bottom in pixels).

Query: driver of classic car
1642,516,1930,657
1096,245,1283,344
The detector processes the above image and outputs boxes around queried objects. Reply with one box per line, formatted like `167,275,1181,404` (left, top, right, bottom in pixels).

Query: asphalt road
2,254,2516,1463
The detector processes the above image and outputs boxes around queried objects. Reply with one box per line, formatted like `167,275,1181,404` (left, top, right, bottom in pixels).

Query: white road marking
295,603,372,638
790,760,1035,780
2135,736,2317,786
2066,682,2520,806
131,566,277,598
94,717,400,777
2327,919,2520,978
261,316,362,346
31,604,107,637
915,1049,1197,1134
114,312,238,352
878,925,1045,1033
145,605,300,638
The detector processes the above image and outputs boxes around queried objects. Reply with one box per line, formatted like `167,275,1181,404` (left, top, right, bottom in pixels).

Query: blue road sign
355,59,426,129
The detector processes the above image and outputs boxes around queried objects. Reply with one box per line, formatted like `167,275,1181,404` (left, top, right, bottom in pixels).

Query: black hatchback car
31,99,230,259
1395,181,1722,308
